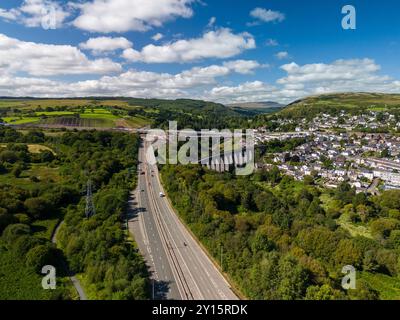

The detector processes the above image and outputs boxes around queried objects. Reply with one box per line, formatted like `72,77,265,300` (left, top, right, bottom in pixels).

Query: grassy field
2,102,151,129
123,115,151,128
360,272,400,300
0,99,131,109
26,164,61,182
0,164,61,189
337,212,373,238
0,144,55,154
0,245,55,300
35,111,75,116
320,193,338,209
27,144,55,154
80,113,119,120
83,108,115,114
320,194,373,238
3,117,41,125
281,93,400,118
0,100,31,109
0,244,78,300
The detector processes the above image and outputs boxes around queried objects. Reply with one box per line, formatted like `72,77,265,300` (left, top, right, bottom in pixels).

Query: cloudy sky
0,0,400,104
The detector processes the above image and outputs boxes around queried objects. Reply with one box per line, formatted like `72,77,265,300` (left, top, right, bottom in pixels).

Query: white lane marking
155,170,232,300
144,159,187,300
152,179,204,300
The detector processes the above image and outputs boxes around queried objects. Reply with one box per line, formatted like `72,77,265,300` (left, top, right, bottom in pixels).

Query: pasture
1,100,151,129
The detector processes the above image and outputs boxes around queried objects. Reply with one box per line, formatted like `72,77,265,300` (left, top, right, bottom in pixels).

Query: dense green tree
389,230,400,249
24,197,53,219
333,239,363,268
12,165,22,178
0,150,18,163
0,209,16,233
296,227,341,262
251,230,274,254
25,244,58,273
277,255,309,300
305,284,346,300
2,223,31,245
370,218,399,239
12,235,41,257
0,162,7,174
335,182,356,205
378,190,400,210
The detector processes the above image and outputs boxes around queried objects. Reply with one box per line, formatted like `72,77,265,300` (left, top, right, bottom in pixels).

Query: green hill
280,92,400,118
124,98,249,129
227,101,284,115
0,97,249,130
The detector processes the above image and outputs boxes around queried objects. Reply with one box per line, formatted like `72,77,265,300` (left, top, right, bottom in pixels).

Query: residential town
255,111,400,193
263,110,400,133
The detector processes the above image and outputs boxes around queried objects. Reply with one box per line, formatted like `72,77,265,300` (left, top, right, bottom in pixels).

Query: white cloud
152,33,164,42
2,57,400,105
265,39,279,47
208,81,277,101
222,60,263,74
0,0,70,28
0,8,20,21
275,51,289,60
0,60,262,98
0,33,122,76
73,0,194,33
122,48,143,62
205,81,305,104
276,58,400,100
249,7,285,25
207,16,216,28
278,59,383,85
79,37,133,54
205,58,400,104
122,28,256,63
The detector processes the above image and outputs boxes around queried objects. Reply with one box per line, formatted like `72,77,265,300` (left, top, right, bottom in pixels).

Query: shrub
25,244,58,273
2,223,31,245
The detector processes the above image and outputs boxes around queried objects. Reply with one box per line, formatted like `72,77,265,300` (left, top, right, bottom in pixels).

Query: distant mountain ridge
280,92,400,118
227,101,284,109
226,101,284,116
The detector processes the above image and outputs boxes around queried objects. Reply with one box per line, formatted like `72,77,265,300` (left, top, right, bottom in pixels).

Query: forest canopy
0,127,149,300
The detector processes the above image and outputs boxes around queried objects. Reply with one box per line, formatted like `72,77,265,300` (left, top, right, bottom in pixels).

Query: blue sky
0,0,399,103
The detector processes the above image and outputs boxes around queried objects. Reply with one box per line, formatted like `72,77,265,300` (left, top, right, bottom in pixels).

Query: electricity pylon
85,179,95,218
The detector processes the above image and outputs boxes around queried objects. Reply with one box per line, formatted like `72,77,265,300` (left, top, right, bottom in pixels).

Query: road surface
128,140,238,300
52,221,87,300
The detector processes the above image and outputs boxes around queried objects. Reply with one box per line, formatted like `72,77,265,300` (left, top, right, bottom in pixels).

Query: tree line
161,164,400,300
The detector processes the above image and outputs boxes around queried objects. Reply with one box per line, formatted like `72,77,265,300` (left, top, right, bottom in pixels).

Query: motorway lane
130,141,238,300
148,161,238,300
129,145,182,300
143,139,238,300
